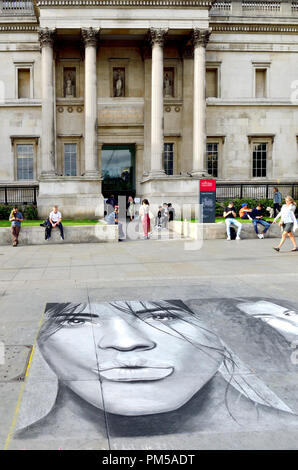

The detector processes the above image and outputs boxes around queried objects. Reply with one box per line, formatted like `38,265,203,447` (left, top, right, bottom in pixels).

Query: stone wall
0,224,119,245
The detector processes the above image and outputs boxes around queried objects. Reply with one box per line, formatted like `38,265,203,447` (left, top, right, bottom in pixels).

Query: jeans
11,225,20,245
273,203,281,217
252,219,270,234
225,219,242,237
47,222,64,239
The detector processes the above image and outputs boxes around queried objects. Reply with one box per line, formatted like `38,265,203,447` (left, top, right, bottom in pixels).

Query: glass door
102,145,136,198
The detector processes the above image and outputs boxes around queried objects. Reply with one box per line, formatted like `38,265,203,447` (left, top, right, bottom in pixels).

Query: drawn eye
66,318,87,326
149,313,176,322
284,310,296,316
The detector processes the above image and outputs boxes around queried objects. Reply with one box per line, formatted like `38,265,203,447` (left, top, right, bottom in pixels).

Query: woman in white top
272,196,297,252
139,199,150,239
127,196,134,222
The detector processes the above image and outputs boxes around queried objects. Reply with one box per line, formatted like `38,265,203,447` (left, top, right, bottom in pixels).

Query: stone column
82,27,100,178
149,28,167,177
39,27,56,176
192,28,211,177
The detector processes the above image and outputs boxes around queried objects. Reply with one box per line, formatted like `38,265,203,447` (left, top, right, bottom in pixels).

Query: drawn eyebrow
134,307,185,315
53,313,99,319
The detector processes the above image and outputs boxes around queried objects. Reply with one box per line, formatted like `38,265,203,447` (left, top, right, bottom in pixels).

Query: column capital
148,28,168,47
81,27,100,48
38,27,56,48
192,28,212,49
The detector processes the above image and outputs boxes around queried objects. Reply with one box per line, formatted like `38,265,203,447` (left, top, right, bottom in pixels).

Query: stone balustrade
211,1,296,16
0,0,34,14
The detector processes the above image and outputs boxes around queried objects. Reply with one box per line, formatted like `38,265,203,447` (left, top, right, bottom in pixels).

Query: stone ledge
170,220,286,240
0,224,118,245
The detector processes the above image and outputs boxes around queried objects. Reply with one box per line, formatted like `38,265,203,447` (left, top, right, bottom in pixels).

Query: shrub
0,205,13,219
0,204,38,220
216,198,298,217
23,205,38,220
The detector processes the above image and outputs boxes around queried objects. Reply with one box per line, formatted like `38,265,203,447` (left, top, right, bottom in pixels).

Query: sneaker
60,236,64,240
236,236,241,240
257,234,262,239
226,236,231,241
260,233,264,239
273,247,280,252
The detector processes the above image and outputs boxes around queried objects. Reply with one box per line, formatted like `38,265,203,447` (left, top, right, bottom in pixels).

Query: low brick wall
0,224,119,245
170,221,284,240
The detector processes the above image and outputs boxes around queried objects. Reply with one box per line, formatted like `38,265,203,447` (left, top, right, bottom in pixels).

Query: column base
37,178,104,219
148,169,166,178
84,170,101,179
191,170,208,178
40,170,57,179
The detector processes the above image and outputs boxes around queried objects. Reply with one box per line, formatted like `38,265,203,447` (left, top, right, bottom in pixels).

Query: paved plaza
1,235,298,450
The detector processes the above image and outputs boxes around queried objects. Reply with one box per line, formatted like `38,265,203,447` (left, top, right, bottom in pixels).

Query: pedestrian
105,205,125,241
168,203,175,222
250,203,271,239
239,203,252,220
139,199,151,239
223,201,242,240
161,203,169,229
155,206,163,230
47,205,64,240
273,187,282,217
9,206,23,247
127,196,135,222
106,194,117,209
272,196,298,252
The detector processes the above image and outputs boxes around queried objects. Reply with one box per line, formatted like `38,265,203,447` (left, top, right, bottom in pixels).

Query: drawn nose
97,316,155,351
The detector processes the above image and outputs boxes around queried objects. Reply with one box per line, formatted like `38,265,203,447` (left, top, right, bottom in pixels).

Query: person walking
250,203,271,239
127,196,135,222
272,196,298,252
223,201,242,240
273,187,282,217
9,206,23,247
139,199,151,239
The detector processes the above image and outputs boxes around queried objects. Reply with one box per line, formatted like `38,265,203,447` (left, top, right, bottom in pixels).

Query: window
64,144,77,176
206,68,218,98
206,143,218,177
255,69,267,98
14,62,34,99
18,69,30,99
252,61,270,99
253,142,267,177
164,143,174,175
16,144,34,180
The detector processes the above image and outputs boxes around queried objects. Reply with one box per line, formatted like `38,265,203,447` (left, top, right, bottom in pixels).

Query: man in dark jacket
251,203,271,239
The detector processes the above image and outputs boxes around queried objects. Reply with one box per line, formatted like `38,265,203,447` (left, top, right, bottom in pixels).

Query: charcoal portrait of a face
14,298,298,447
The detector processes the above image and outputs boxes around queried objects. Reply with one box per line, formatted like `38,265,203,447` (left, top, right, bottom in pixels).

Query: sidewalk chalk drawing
14,298,298,441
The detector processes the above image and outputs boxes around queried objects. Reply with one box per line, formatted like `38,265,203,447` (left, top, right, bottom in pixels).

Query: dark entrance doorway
101,144,136,199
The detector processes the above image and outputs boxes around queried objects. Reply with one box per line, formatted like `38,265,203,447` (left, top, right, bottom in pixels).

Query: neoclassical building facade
0,1,297,216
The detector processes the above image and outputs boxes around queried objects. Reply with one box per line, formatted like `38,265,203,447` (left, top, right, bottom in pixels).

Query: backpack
230,227,236,240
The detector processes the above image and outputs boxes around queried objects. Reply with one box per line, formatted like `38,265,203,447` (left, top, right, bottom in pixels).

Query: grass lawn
0,219,103,227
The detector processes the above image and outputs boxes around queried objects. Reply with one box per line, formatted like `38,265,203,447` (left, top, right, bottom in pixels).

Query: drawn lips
99,367,173,382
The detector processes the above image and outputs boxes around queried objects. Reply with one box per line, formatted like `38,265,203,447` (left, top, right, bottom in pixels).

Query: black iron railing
0,186,38,205
216,183,298,201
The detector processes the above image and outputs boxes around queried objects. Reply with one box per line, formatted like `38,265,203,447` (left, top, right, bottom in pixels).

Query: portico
35,1,212,217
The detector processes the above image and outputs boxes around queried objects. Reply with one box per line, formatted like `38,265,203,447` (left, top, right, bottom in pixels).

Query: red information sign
200,179,216,191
